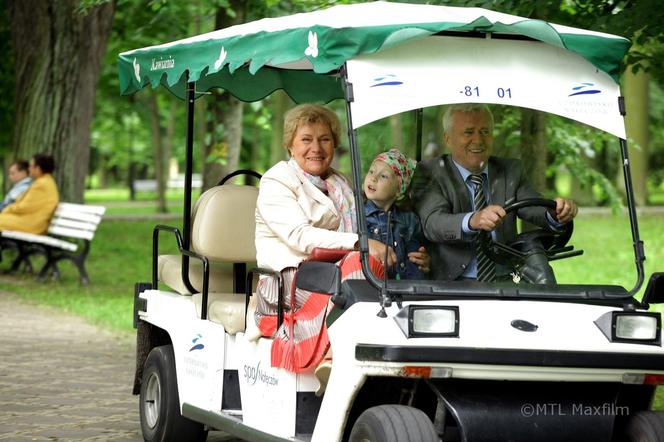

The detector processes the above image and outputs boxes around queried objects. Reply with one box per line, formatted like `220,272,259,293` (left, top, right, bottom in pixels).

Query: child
363,148,430,279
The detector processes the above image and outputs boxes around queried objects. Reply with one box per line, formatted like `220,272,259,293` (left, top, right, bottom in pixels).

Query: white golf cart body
119,3,664,441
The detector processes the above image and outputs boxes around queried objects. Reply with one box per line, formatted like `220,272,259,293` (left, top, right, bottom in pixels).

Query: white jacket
255,161,358,271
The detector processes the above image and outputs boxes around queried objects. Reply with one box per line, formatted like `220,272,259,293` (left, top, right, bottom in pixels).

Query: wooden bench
0,203,106,285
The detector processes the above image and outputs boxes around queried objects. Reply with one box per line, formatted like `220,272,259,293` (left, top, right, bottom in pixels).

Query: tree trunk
619,66,649,206
423,106,443,159
270,90,290,167
148,93,167,213
194,1,210,192
390,114,404,152
164,100,176,193
196,99,207,188
201,0,246,191
9,0,115,203
202,92,244,190
520,108,548,193
570,154,596,206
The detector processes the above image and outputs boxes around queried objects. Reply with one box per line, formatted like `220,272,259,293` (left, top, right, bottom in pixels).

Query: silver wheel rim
143,371,161,429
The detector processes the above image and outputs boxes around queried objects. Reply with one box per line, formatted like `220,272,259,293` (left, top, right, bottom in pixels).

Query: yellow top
0,174,60,234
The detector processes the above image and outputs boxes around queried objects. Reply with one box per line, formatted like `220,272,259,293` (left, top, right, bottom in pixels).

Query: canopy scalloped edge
117,2,630,103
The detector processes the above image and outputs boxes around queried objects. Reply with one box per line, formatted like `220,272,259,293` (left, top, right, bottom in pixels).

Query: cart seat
158,184,258,333
158,255,235,294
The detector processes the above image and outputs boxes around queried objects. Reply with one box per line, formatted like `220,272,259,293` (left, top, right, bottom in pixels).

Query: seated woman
254,103,394,373
0,153,59,234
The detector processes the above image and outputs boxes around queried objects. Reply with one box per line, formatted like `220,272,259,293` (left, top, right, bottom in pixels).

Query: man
411,104,577,281
1,160,32,210
0,154,59,234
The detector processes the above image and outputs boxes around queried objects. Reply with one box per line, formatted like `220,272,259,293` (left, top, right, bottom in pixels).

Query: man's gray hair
442,103,494,134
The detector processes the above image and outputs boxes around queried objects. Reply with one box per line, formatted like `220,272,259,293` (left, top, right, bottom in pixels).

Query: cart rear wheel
349,404,438,442
625,411,664,442
139,345,207,442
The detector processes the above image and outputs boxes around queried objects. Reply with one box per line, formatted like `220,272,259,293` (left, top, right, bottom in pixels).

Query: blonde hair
283,104,341,152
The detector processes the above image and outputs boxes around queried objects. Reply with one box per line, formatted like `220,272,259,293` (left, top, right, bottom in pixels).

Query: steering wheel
484,198,578,276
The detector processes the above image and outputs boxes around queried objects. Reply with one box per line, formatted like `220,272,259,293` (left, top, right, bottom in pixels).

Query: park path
0,290,236,441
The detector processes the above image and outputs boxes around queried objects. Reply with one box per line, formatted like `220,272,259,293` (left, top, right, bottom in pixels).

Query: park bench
133,174,203,193
0,202,106,285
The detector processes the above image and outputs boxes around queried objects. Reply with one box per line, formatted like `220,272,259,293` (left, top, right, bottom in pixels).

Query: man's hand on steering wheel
469,205,506,231
551,197,578,224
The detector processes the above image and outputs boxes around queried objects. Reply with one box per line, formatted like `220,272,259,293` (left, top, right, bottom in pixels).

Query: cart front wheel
349,404,438,442
624,411,664,442
139,344,207,442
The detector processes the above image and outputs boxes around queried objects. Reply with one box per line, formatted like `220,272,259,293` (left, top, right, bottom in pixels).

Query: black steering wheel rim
486,197,573,266
503,197,556,215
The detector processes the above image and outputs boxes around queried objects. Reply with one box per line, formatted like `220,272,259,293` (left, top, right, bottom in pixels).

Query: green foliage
461,0,664,80
648,82,664,193
77,0,112,14
83,0,664,203
547,116,623,208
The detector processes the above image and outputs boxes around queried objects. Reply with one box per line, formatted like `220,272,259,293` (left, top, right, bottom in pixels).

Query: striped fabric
469,173,496,282
255,251,383,372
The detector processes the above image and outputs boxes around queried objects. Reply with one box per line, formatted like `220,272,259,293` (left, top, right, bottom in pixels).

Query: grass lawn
85,188,197,216
0,218,181,332
0,210,662,408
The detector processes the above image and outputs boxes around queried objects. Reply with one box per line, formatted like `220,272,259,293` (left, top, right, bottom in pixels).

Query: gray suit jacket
411,155,551,280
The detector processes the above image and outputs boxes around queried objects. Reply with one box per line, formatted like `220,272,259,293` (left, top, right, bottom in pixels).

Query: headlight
595,311,661,345
615,315,658,340
395,305,459,338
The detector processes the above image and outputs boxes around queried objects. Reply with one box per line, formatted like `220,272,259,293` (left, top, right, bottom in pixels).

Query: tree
201,0,247,191
8,0,115,202
621,65,650,206
465,0,664,204
520,109,547,193
0,1,14,175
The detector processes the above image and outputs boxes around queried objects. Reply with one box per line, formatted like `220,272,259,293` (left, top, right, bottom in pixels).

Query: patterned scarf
288,157,357,233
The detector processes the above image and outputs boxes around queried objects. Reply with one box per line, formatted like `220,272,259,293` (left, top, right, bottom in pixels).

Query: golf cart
119,3,664,441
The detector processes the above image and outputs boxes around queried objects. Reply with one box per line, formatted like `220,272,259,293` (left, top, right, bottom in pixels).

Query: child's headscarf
373,148,417,200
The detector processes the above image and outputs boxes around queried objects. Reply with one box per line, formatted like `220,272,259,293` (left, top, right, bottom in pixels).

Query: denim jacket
364,200,426,280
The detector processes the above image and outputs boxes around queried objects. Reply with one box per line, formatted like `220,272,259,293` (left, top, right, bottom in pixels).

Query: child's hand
408,246,430,273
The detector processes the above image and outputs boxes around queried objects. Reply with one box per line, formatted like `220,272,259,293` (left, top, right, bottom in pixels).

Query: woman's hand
368,239,397,268
408,246,430,273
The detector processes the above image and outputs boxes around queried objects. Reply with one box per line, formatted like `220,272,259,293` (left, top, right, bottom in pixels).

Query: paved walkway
0,292,236,441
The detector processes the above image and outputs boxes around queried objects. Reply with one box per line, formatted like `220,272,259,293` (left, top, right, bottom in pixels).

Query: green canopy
118,1,630,102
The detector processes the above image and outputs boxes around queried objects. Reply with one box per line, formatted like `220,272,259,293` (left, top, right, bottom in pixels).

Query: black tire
624,411,664,442
139,345,208,442
349,404,438,442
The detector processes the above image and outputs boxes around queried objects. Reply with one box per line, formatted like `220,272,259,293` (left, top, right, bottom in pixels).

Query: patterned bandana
373,148,417,200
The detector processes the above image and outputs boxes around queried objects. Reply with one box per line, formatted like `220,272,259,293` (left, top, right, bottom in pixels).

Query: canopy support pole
342,64,389,308
180,80,198,294
619,97,645,298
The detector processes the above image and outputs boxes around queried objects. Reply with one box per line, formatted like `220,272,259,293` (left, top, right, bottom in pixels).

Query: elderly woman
0,154,59,234
254,103,394,373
